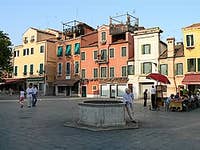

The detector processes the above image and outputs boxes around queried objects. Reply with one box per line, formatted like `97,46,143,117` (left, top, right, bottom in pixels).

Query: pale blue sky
0,0,199,46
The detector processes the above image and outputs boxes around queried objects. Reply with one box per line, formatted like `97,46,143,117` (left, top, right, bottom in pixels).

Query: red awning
146,73,170,84
182,73,200,84
4,78,25,84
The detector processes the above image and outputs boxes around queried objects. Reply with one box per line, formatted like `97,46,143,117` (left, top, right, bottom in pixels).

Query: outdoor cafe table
169,99,184,111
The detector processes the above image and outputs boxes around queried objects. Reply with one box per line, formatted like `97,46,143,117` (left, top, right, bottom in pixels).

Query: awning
54,79,79,86
3,78,25,84
182,73,200,85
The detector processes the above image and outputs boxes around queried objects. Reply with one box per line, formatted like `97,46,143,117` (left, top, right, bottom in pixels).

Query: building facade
159,38,185,97
182,23,200,93
54,21,95,96
128,27,166,99
13,27,61,95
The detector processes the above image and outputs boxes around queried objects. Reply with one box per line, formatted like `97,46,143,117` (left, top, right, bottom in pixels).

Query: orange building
54,21,95,96
80,14,138,98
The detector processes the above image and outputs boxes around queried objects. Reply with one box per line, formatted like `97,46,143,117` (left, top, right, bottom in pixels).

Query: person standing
122,88,135,122
19,87,25,108
32,85,38,107
150,85,156,110
26,83,33,108
144,89,148,107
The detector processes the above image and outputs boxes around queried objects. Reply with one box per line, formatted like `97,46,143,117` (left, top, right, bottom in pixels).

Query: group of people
19,83,38,108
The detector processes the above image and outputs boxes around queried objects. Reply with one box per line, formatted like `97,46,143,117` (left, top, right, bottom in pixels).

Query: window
26,48,29,55
142,44,151,54
23,49,26,56
128,65,134,75
65,45,71,56
176,63,183,75
110,67,115,78
122,66,127,77
198,58,200,72
17,51,19,57
92,85,97,91
30,36,35,42
81,52,85,60
100,67,107,78
93,50,98,60
30,64,33,75
14,66,18,76
57,46,63,57
101,32,106,41
187,58,196,72
31,48,34,54
23,65,27,75
39,63,44,74
58,63,62,75
186,35,194,47
121,47,126,57
93,68,98,78
101,49,107,60
74,43,80,55
81,69,86,79
109,48,114,58
14,51,16,57
66,62,70,75
40,46,44,53
160,64,168,75
142,62,152,74
74,61,79,74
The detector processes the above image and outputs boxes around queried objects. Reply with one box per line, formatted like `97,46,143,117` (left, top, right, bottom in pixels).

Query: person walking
32,85,38,107
26,83,33,108
144,89,148,107
19,87,25,108
122,88,136,123
150,85,156,110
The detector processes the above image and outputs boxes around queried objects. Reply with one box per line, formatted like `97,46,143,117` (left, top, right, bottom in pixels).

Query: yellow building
182,23,200,93
13,27,62,95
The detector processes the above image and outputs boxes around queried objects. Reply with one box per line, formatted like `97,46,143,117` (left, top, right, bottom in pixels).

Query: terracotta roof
184,23,200,29
159,43,184,59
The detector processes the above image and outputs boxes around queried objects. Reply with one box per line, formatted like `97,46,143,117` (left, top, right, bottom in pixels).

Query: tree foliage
0,30,13,80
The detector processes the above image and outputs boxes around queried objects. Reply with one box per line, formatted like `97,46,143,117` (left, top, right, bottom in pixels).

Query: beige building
13,27,62,95
159,38,185,97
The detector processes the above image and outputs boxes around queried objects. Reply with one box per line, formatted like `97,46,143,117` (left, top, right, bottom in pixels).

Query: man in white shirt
123,88,135,122
26,83,33,108
151,85,156,110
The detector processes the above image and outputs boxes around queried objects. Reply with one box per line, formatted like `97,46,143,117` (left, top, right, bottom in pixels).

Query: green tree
0,31,13,81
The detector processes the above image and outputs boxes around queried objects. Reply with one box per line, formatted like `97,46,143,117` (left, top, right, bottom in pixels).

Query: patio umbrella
146,73,170,84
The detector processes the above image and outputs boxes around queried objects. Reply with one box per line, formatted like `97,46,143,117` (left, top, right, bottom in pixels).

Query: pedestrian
26,83,33,108
19,87,25,108
122,88,136,123
144,89,148,107
32,85,38,107
150,85,156,110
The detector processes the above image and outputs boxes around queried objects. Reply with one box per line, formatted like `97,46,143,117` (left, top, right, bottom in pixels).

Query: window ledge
186,46,195,49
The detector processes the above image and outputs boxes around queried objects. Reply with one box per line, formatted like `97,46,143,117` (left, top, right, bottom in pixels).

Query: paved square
0,97,200,150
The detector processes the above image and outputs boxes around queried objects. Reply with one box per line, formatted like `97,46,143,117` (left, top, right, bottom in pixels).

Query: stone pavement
0,96,200,150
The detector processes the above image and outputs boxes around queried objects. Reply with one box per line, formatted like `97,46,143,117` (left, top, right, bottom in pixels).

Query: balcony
95,58,108,64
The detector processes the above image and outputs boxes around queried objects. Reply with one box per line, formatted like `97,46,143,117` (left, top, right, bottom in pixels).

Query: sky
0,0,199,46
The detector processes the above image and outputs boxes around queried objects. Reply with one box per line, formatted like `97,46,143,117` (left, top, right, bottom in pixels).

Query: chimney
167,37,175,57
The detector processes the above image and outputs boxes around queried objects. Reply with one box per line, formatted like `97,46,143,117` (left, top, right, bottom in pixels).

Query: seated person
174,92,180,100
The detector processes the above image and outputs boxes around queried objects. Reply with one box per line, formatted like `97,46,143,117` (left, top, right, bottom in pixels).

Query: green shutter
65,45,71,56
39,64,43,74
74,43,80,54
14,66,18,76
57,46,63,56
198,58,200,72
30,64,33,74
24,65,27,75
